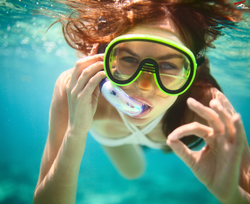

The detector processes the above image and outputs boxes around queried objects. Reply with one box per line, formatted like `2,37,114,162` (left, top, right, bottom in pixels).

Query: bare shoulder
53,68,73,98
48,69,74,121
35,69,73,186
49,69,73,137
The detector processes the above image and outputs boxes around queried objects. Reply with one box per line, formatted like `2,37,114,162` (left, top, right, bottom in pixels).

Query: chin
123,112,156,127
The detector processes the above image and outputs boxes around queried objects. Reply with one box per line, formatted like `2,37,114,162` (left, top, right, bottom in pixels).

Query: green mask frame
103,34,197,96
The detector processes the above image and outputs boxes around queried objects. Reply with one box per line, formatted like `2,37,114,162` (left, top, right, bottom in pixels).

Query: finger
209,99,234,141
68,54,104,90
72,54,104,82
71,61,104,95
92,85,101,114
166,139,196,169
187,98,224,134
78,70,106,99
232,113,245,150
89,43,99,56
168,122,213,144
221,113,245,167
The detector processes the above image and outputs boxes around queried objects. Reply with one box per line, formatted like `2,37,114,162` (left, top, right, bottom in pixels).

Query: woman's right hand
65,54,106,136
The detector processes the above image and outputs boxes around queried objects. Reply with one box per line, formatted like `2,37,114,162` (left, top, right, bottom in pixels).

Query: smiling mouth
131,103,153,118
131,96,153,107
130,96,153,115
142,103,152,111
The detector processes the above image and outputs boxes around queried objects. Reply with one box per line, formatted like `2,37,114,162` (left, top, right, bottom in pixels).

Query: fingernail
217,104,223,111
166,139,171,145
168,133,178,141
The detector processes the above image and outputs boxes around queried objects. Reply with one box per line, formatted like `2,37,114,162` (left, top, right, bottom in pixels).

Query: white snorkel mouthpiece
99,78,149,116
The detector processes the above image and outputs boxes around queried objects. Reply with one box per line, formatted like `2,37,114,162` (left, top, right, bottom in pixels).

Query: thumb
167,138,195,169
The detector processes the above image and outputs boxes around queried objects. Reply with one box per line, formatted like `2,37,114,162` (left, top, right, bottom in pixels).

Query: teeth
136,99,151,108
144,103,152,108
130,96,152,110
143,104,151,111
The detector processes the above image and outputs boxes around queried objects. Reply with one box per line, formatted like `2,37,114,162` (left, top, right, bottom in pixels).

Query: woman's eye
120,56,139,63
159,62,177,70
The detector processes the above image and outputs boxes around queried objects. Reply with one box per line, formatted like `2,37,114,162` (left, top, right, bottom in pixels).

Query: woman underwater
33,0,250,203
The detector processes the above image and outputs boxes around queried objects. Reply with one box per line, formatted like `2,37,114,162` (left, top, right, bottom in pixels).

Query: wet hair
59,0,242,55
56,0,243,152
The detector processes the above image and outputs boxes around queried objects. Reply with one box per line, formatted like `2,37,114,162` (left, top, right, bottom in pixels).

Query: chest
93,96,167,143
92,120,167,143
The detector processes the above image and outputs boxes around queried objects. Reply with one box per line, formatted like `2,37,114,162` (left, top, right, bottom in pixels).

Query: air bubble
21,51,28,59
57,39,63,45
42,36,47,41
3,49,10,56
21,37,29,44
31,44,37,51
16,47,22,53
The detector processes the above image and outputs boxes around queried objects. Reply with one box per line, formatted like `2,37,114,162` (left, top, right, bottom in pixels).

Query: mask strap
97,43,108,54
196,54,205,67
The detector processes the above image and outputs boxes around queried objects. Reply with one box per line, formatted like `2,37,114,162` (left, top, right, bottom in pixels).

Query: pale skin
33,22,250,204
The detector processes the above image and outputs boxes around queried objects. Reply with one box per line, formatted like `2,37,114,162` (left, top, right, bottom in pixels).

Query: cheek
120,83,138,94
155,89,168,98
155,95,178,111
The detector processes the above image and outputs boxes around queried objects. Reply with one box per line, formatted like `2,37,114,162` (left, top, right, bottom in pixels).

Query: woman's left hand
166,97,247,203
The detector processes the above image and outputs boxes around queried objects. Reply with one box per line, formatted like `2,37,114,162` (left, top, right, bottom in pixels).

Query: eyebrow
157,53,185,60
117,47,185,60
117,47,140,58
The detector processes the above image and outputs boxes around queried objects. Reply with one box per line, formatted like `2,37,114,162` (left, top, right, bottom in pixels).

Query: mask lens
158,48,191,91
106,40,193,92
108,42,139,81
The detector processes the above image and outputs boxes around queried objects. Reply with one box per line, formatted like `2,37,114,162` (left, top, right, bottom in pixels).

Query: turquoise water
0,1,250,204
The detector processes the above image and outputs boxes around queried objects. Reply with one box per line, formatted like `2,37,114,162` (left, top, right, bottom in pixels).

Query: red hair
59,0,242,56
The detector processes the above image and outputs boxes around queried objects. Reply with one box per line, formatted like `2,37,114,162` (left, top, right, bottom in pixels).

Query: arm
33,70,87,204
33,54,106,204
166,88,250,204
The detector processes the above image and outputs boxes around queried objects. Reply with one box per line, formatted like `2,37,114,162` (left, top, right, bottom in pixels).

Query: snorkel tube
99,78,149,116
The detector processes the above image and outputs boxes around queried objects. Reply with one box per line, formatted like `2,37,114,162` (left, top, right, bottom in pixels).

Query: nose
137,72,155,91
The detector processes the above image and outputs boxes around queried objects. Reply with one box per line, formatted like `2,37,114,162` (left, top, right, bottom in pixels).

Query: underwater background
0,1,250,204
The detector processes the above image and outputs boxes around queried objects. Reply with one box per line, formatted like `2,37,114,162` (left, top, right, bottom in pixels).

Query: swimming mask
103,34,197,95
